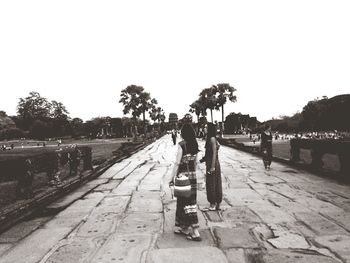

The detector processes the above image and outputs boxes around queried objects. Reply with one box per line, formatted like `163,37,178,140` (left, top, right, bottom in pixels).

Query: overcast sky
1,0,349,122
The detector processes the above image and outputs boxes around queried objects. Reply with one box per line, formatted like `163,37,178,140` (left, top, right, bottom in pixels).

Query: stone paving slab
138,166,168,191
0,227,72,263
0,217,50,243
156,229,215,249
223,248,246,263
44,209,91,229
315,235,350,262
46,192,88,211
321,211,350,232
128,191,163,213
45,237,105,263
247,202,297,224
147,246,229,263
222,206,262,223
91,234,153,263
117,212,163,234
99,161,131,179
75,208,121,238
214,226,261,249
262,250,340,263
112,160,147,180
93,179,122,192
0,244,12,257
293,211,348,236
266,224,310,249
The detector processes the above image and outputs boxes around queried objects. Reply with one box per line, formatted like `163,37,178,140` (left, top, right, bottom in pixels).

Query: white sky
1,0,349,122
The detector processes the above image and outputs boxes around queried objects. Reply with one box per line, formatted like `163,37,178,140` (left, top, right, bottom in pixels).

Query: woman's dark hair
181,123,199,154
205,122,217,148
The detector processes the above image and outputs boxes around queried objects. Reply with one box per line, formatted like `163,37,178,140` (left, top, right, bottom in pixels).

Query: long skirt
206,160,222,205
175,173,199,228
262,146,272,167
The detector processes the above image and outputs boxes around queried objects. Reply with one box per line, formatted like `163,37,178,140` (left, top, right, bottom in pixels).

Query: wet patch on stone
222,206,262,223
214,226,261,249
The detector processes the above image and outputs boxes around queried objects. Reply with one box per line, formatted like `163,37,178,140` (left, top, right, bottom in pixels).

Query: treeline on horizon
0,90,349,141
263,94,350,133
0,91,157,141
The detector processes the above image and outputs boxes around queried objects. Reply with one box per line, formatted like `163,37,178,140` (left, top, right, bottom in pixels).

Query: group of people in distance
169,123,273,241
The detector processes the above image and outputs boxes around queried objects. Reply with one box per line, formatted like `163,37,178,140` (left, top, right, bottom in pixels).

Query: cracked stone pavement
1,136,350,263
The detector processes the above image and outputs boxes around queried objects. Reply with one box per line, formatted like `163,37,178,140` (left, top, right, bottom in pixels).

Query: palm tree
150,106,165,132
150,106,165,123
199,86,217,122
140,93,157,134
215,83,237,133
189,98,205,123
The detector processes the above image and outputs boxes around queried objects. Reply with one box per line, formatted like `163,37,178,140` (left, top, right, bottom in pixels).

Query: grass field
0,138,128,163
225,135,341,172
0,138,125,208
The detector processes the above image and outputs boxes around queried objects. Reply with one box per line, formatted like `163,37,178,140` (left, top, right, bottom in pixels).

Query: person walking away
171,129,177,145
200,122,223,211
169,124,201,241
260,125,273,170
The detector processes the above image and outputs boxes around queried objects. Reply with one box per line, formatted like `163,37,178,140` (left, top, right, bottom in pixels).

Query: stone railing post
16,158,34,199
310,144,324,171
82,147,93,171
290,139,301,162
339,145,350,179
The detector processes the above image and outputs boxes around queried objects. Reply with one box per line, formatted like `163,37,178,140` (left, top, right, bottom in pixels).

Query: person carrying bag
169,124,201,241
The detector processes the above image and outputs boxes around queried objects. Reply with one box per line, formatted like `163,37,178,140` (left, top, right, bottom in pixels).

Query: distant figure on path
260,125,273,170
171,129,177,145
169,124,201,241
200,122,222,211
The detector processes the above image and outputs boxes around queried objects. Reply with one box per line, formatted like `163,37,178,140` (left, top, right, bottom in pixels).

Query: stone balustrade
290,139,350,178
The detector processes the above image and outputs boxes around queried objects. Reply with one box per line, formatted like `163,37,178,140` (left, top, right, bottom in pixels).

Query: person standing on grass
260,125,273,170
169,123,201,241
200,122,223,211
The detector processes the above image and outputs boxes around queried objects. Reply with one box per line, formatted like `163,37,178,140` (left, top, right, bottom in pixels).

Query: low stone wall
218,137,350,182
0,146,93,201
290,139,350,178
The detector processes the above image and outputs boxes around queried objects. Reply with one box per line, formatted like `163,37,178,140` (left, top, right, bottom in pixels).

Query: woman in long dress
170,123,201,241
201,122,222,211
260,125,273,170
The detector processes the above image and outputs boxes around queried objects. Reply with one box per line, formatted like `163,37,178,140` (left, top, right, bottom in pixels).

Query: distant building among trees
224,113,259,134
168,113,178,129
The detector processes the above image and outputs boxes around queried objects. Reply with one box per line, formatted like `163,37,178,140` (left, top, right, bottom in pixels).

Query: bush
0,128,24,140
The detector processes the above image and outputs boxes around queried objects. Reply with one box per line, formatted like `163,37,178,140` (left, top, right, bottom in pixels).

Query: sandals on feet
174,229,189,236
202,206,216,211
186,234,202,241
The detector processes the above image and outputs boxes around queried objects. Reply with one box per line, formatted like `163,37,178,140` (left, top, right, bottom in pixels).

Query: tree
215,83,237,133
199,86,217,122
139,92,157,125
30,120,52,139
50,100,70,120
0,111,16,130
119,85,157,136
189,98,206,123
17,92,51,122
71,118,84,137
119,85,144,137
300,98,327,131
150,106,165,123
50,100,71,137
16,92,72,138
